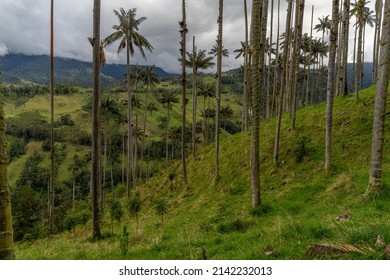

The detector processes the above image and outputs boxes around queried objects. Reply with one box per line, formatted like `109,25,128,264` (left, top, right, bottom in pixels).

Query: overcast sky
0,0,377,74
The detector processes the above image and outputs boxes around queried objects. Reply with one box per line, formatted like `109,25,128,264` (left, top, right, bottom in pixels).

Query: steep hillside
13,85,390,260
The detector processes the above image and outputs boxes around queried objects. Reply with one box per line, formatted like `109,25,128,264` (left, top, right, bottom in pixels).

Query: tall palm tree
373,0,383,84
140,66,159,180
49,0,55,233
158,91,179,169
215,0,224,183
91,0,102,239
290,0,305,129
197,82,215,142
146,102,157,179
180,0,189,188
209,44,229,57
314,14,331,93
104,8,153,195
325,0,340,171
185,44,214,157
0,64,15,259
274,0,293,163
366,0,389,194
341,0,351,96
114,110,127,184
101,96,118,201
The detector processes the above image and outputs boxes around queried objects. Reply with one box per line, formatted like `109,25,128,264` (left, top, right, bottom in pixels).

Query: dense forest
0,0,389,260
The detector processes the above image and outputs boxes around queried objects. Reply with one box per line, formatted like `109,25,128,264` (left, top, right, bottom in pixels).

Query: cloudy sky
0,0,377,74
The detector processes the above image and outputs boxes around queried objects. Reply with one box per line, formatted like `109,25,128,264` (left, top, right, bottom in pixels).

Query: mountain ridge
0,53,174,87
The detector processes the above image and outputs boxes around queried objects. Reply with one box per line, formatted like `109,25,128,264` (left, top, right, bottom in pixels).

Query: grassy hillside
12,85,390,260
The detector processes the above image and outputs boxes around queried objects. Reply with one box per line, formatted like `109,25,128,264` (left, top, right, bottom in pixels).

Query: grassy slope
13,85,390,260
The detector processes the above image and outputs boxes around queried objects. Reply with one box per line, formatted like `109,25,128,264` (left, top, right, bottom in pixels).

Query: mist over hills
0,53,174,87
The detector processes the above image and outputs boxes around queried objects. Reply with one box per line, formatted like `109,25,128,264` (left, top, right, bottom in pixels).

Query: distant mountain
0,53,174,87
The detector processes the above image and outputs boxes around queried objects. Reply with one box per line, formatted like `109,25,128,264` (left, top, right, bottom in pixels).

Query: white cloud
0,0,377,73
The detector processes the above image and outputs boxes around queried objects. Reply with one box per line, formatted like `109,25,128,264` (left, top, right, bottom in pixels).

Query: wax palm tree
114,110,127,184
209,44,229,57
91,0,102,239
101,96,119,201
220,105,234,131
104,7,153,195
139,66,159,179
180,0,189,188
325,0,340,171
158,91,179,168
185,45,214,156
367,0,389,195
146,102,158,179
314,14,331,93
49,0,55,233
197,82,215,142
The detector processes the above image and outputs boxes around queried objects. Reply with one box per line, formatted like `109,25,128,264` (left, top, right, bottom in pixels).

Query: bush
8,137,27,162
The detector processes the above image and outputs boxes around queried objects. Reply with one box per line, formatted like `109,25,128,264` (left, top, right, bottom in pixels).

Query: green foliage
6,111,50,141
55,114,75,127
127,192,142,226
217,218,251,234
8,137,27,162
154,198,169,226
108,199,123,225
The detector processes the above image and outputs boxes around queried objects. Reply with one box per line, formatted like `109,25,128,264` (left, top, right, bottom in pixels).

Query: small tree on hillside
127,192,142,229
108,198,123,234
154,198,169,228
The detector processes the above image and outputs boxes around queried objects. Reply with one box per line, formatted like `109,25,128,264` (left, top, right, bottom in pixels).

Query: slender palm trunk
325,0,339,171
291,0,305,129
267,0,274,120
192,36,198,157
49,0,55,233
91,0,101,239
355,14,364,99
272,0,281,114
215,0,224,183
243,0,249,131
335,0,344,97
366,0,390,193
126,45,134,197
274,0,293,163
180,0,189,188
165,106,170,169
373,0,383,84
250,0,263,207
140,86,149,180
342,0,350,95
306,5,314,106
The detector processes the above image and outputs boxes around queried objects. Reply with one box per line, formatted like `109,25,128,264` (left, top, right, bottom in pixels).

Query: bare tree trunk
243,0,250,131
215,0,224,183
274,0,293,163
180,0,189,189
267,0,274,120
335,0,343,97
91,0,101,239
126,45,134,197
49,0,55,233
366,0,390,194
291,0,305,129
325,0,340,171
306,5,314,106
192,36,198,157
342,0,350,96
373,0,384,84
355,6,364,100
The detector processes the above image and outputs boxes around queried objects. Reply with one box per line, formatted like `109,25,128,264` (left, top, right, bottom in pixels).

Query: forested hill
0,53,174,87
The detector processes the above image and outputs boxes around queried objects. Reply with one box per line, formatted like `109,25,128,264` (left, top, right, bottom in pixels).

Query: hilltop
13,85,390,260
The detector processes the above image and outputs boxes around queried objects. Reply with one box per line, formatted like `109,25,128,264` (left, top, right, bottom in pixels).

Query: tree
197,82,215,142
208,44,229,57
158,91,179,169
0,64,15,259
215,0,224,183
274,0,293,163
107,199,123,234
127,192,141,229
250,0,264,207
290,0,305,129
325,0,340,171
91,0,101,239
180,0,189,188
185,42,214,157
140,66,159,180
49,0,55,234
146,102,157,179
154,198,169,228
373,0,384,84
366,0,389,195
104,8,153,195
68,155,82,209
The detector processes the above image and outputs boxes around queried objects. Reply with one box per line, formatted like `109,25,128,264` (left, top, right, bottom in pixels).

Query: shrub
292,136,310,163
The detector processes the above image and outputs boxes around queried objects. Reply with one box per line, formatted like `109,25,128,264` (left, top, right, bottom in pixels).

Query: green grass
9,84,390,260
